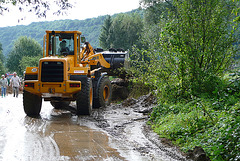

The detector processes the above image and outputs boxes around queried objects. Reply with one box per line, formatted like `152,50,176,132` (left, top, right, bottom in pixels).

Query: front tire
23,90,42,116
93,76,112,108
75,77,93,115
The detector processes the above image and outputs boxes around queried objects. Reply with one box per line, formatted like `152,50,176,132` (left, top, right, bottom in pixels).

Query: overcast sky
0,0,140,27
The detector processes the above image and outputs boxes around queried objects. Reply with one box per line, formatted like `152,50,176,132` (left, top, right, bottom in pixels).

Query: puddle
0,96,124,161
53,125,123,160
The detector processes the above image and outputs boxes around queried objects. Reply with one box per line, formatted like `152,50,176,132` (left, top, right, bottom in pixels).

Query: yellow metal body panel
24,80,82,96
69,67,89,75
25,67,38,74
86,53,110,68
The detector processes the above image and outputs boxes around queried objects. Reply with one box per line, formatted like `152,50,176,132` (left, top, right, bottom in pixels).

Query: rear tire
23,90,42,116
93,76,112,108
75,77,93,115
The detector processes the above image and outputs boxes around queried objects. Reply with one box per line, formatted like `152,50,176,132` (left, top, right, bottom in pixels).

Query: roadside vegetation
129,0,240,160
6,36,42,75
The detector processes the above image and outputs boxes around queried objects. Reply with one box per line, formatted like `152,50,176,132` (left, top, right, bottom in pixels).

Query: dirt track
0,93,188,161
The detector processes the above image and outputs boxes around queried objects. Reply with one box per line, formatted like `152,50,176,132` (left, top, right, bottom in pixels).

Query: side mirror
81,36,86,43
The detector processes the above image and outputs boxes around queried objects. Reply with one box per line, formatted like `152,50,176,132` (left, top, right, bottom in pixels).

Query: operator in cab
59,40,69,55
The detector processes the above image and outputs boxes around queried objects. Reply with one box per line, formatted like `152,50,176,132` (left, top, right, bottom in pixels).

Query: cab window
48,33,74,56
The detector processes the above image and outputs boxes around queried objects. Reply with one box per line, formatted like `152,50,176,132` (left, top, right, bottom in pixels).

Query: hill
0,9,142,57
0,16,106,57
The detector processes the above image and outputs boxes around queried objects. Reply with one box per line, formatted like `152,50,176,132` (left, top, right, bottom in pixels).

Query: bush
149,99,240,161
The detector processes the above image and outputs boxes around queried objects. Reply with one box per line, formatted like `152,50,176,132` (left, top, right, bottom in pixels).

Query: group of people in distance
0,72,21,98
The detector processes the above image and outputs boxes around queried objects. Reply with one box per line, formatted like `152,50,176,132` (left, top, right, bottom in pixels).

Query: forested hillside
0,9,141,57
0,17,105,56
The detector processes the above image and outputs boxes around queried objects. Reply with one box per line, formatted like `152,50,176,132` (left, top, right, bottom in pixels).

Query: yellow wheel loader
23,30,128,116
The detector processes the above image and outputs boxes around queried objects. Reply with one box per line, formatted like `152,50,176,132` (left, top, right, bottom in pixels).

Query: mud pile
93,92,188,161
186,146,210,161
109,82,210,161
121,92,157,114
111,78,129,101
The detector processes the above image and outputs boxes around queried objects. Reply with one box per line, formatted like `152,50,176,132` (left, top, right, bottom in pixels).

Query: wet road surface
0,94,188,161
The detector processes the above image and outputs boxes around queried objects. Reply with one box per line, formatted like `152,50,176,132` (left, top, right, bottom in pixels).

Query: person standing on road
10,72,21,98
0,75,8,98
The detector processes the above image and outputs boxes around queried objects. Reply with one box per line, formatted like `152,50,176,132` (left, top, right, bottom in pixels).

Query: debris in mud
134,107,153,114
186,146,210,161
121,92,156,116
138,93,157,107
132,117,149,121
111,78,157,109
111,78,128,86
121,93,157,108
111,78,129,101
112,84,129,100
134,146,150,154
96,121,110,128
122,98,137,107
160,138,175,147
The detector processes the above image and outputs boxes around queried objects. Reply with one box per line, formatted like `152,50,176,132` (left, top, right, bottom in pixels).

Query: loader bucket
101,51,129,77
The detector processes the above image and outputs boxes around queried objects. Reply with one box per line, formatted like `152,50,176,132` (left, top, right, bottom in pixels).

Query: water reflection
0,98,123,161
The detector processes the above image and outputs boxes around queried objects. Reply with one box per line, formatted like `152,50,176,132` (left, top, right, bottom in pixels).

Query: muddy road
0,94,188,161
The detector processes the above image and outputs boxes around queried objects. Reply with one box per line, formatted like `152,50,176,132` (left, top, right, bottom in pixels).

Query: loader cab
44,30,84,58
48,32,74,56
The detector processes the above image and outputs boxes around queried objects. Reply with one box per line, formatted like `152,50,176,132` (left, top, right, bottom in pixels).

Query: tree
140,0,174,25
0,43,5,75
99,15,112,50
0,0,72,18
0,43,4,62
135,0,239,100
112,13,143,50
6,36,42,74
233,0,240,22
99,13,143,50
19,56,41,73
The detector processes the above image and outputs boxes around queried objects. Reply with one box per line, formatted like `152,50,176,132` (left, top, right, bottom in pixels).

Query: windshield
48,33,74,56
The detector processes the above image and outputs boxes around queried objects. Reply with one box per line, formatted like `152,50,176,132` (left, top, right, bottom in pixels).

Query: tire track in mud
1,97,125,161
0,97,64,161
22,117,65,161
92,95,188,161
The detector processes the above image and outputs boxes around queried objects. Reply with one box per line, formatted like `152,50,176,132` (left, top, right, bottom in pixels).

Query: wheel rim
103,85,110,101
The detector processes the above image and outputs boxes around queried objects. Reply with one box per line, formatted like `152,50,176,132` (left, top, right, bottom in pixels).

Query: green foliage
19,56,41,73
99,15,112,50
0,42,6,74
148,69,240,160
150,95,240,160
0,60,5,75
128,80,150,99
0,43,4,62
99,12,143,50
232,0,240,22
140,0,174,25
6,36,42,74
228,71,240,93
133,0,239,101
